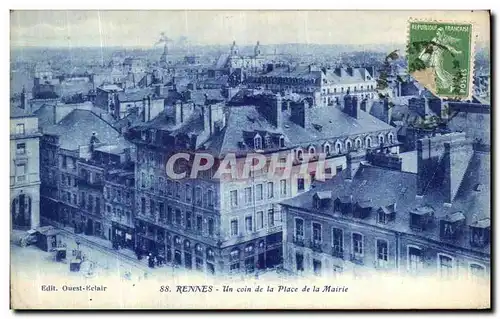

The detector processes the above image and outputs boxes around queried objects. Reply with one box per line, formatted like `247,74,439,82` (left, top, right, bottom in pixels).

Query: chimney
382,98,392,124
174,100,183,125
343,95,360,119
147,96,152,122
189,134,198,149
416,132,470,198
345,153,363,181
290,100,308,128
442,136,474,204
203,103,225,136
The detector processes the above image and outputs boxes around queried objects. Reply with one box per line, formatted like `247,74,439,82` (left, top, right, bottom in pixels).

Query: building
39,108,123,231
246,65,378,106
280,132,490,281
10,100,42,229
104,165,135,250
125,91,399,276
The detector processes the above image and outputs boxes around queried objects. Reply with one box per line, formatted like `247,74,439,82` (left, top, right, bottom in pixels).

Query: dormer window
323,143,331,155
313,191,332,209
355,138,362,149
470,218,490,247
254,135,262,150
377,204,396,224
296,149,304,162
279,135,286,148
366,136,372,148
410,205,435,232
388,133,394,144
335,141,342,154
378,135,385,145
440,212,465,240
345,140,352,151
353,200,372,219
263,134,271,148
308,146,316,155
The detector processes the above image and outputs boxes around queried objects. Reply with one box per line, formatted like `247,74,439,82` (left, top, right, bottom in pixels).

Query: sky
10,10,490,48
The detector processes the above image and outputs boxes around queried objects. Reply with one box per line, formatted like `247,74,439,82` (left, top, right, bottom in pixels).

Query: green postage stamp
407,20,474,100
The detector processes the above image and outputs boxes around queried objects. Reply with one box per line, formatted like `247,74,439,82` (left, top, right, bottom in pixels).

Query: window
366,137,372,148
16,123,25,135
296,253,304,272
267,182,274,198
158,177,165,194
408,246,423,273
295,218,304,238
184,211,192,230
379,135,384,145
256,211,263,230
335,142,342,154
149,199,155,217
388,133,394,144
195,187,202,206
202,189,211,207
175,181,181,198
470,263,486,281
244,187,252,204
296,149,304,161
279,136,285,148
185,184,192,202
256,184,263,201
208,218,214,236
175,209,182,225
313,259,322,276
438,254,454,278
230,190,238,207
149,175,154,190
280,179,287,197
16,143,26,155
323,143,331,155
196,215,203,232
376,239,389,268
245,216,253,233
159,202,165,221
332,228,343,256
140,197,146,215
141,172,146,188
297,178,305,192
345,140,352,151
167,180,172,195
167,206,173,224
312,222,322,243
230,219,239,236
352,233,364,257
355,139,362,149
268,209,275,227
254,135,262,149
308,146,316,155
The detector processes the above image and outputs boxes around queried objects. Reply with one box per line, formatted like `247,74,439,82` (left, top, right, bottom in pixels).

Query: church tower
230,41,239,56
254,41,262,57
160,42,168,67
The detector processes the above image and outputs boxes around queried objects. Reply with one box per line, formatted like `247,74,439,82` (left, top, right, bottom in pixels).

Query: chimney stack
174,100,183,125
290,100,308,128
343,94,361,119
382,98,392,124
416,132,472,199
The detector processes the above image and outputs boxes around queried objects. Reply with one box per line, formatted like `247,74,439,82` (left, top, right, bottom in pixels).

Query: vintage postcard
9,10,491,310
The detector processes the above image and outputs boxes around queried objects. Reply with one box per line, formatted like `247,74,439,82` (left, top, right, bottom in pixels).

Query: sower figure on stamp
418,27,463,93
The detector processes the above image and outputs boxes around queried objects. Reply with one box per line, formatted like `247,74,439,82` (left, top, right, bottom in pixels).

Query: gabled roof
43,109,121,151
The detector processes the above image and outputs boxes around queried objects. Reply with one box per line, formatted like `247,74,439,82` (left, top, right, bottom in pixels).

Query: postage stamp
407,20,474,100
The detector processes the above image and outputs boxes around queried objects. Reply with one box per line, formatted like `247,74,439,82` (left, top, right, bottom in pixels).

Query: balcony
310,241,323,253
332,247,344,259
267,225,282,234
293,236,305,247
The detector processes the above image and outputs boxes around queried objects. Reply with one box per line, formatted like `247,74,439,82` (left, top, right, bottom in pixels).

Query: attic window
440,212,465,240
377,205,396,224
308,146,316,155
410,206,435,232
345,140,352,151
254,135,262,150
474,184,484,192
470,219,490,247
296,149,304,162
335,142,342,154
247,115,257,123
355,139,362,149
323,143,331,155
279,136,285,148
264,134,272,148
388,133,394,144
378,135,385,145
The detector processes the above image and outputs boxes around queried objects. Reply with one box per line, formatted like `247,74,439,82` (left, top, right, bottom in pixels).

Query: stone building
10,99,42,229
246,65,378,106
125,90,398,276
280,132,490,281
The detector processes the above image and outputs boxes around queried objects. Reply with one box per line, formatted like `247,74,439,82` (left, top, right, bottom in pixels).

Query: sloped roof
43,109,121,151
